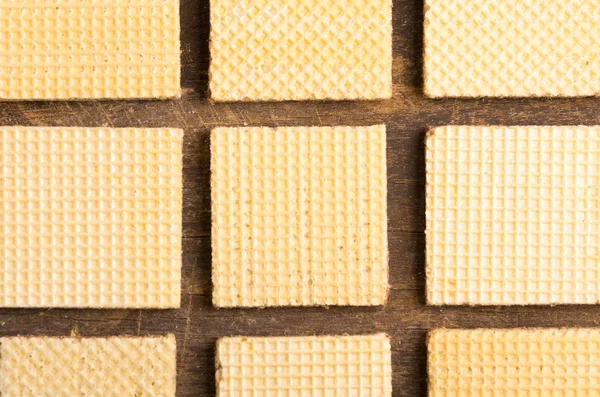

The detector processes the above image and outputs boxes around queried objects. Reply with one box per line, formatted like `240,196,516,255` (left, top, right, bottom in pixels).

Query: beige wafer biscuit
209,0,392,101
428,328,600,396
0,127,182,308
211,126,388,307
216,334,392,397
0,335,176,397
426,126,600,305
0,0,180,100
424,0,600,97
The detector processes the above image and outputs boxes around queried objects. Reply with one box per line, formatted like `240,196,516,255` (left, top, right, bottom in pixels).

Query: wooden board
2,0,600,396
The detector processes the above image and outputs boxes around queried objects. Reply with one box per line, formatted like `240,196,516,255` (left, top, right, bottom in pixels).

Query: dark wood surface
2,0,600,395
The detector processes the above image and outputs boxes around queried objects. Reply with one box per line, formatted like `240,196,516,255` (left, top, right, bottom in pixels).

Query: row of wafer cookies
0,0,392,100
216,124,600,308
5,329,600,396
6,125,600,309
214,124,600,308
0,333,390,396
7,0,599,100
220,329,600,396
0,125,389,309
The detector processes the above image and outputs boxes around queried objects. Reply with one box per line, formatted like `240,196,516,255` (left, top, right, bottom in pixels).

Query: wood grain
2,0,600,395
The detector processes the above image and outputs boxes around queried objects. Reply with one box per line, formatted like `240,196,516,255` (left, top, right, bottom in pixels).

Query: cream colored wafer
211,126,388,307
0,0,180,100
0,335,176,397
426,126,600,305
0,127,182,308
216,334,392,397
424,0,600,97
428,328,600,397
209,0,392,101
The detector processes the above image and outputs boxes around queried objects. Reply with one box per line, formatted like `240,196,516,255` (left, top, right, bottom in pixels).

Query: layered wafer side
209,0,392,101
0,335,176,397
424,0,600,97
211,126,388,307
0,0,180,99
426,126,600,305
0,127,183,308
216,334,392,397
428,328,600,396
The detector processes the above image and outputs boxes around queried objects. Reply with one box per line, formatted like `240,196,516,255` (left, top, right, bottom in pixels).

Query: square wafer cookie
0,0,180,100
216,334,392,397
0,335,176,397
426,126,600,305
211,126,388,307
209,0,392,101
424,0,600,97
0,127,182,308
428,328,600,397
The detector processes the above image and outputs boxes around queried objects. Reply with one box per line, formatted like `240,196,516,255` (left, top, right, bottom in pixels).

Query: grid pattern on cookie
426,126,600,305
0,335,176,397
216,334,392,397
0,127,183,308
209,0,392,101
211,126,388,307
428,328,600,396
0,0,180,100
424,0,600,97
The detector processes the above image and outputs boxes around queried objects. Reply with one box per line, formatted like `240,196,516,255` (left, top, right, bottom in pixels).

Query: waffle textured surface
426,126,600,305
428,328,600,396
216,334,392,397
209,0,392,101
0,0,180,100
211,126,388,307
0,335,176,397
424,0,600,97
0,127,183,308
